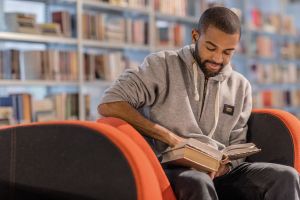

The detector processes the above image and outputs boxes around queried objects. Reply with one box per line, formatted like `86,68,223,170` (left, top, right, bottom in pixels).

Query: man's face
192,25,240,77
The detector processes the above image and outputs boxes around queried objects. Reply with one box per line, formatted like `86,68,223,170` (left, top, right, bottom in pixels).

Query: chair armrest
97,117,176,200
246,109,300,172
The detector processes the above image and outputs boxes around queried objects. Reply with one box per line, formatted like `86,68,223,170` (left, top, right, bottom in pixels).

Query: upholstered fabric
0,121,162,200
97,117,176,200
246,109,300,173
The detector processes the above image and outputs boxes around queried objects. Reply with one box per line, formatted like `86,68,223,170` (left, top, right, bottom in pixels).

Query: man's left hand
214,156,231,178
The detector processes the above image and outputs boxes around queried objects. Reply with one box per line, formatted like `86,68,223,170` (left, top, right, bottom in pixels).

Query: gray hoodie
100,44,252,168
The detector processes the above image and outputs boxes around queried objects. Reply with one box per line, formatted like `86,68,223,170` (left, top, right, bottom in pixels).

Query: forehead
201,25,240,48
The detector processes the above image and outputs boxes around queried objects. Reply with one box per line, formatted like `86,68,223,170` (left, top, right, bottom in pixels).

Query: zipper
199,77,209,119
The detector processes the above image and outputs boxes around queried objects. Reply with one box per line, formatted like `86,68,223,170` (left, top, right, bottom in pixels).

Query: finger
220,159,231,165
209,171,216,179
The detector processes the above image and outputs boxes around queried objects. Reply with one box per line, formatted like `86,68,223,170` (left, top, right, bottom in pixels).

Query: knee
178,170,214,189
174,170,217,199
276,166,299,184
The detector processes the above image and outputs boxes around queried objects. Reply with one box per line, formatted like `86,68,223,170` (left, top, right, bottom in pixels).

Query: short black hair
198,7,241,37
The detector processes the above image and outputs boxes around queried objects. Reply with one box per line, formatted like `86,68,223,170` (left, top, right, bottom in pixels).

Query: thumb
209,171,216,180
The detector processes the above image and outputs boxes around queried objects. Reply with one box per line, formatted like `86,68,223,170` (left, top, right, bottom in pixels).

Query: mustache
203,60,223,67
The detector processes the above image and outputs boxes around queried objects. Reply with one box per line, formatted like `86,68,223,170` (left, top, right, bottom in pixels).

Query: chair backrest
246,109,300,172
0,121,162,200
97,117,176,200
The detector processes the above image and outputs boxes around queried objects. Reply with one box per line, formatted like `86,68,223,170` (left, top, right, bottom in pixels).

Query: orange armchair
0,121,162,200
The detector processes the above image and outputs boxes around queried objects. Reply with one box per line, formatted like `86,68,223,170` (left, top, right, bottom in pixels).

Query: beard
194,42,224,77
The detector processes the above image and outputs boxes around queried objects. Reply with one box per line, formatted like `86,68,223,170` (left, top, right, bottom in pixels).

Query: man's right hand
169,134,186,147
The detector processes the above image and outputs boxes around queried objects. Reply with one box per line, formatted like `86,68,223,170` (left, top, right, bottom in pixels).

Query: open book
161,138,261,172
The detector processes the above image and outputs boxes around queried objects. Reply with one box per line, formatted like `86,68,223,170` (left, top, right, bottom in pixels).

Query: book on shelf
156,22,185,47
154,0,187,17
84,52,126,81
38,23,61,36
103,0,147,8
0,49,78,81
0,94,32,124
161,138,261,173
5,12,39,34
52,11,72,37
253,90,300,108
0,107,14,125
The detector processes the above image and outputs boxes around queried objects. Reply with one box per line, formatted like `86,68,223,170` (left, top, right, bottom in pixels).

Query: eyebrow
205,41,235,51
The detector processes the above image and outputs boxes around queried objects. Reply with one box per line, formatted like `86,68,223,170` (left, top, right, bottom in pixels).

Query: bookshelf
2,0,300,124
0,0,199,124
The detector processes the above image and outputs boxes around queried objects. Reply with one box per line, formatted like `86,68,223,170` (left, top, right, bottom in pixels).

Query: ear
192,29,200,43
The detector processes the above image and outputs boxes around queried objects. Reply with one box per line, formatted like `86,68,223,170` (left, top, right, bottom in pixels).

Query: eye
223,50,234,56
223,51,231,56
206,46,215,51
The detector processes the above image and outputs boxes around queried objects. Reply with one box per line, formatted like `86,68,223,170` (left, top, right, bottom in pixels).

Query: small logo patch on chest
223,104,234,116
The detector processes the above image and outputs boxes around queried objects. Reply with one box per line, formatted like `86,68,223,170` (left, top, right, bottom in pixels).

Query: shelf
82,0,150,15
155,12,198,24
252,83,300,91
244,56,300,65
154,45,182,52
0,32,77,45
245,28,300,41
83,80,113,87
18,0,77,4
83,40,150,51
0,80,79,86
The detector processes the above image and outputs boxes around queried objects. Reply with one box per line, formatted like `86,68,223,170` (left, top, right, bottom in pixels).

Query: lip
206,62,221,72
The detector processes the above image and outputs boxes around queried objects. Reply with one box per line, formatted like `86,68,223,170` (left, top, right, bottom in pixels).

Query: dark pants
164,162,300,200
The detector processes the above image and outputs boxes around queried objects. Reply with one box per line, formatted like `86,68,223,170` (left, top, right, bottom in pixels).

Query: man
98,6,300,200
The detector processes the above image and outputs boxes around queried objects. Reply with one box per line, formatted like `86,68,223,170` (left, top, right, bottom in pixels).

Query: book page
223,143,256,153
165,138,223,160
222,143,261,160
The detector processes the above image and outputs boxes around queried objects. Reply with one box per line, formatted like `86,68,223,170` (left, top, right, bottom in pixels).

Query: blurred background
0,0,300,125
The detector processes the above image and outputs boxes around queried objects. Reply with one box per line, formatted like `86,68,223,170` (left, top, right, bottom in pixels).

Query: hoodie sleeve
229,81,253,169
99,53,167,109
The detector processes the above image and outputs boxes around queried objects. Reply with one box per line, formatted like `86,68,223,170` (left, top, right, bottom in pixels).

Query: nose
212,51,223,64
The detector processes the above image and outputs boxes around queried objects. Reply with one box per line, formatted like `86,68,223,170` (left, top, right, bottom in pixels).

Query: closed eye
223,50,234,56
223,51,231,55
206,46,216,51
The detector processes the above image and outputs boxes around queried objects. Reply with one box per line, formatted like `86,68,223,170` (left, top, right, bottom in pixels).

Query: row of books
253,90,300,108
0,49,78,81
250,63,300,84
249,36,300,59
82,13,148,44
281,42,300,60
102,0,147,8
0,93,80,125
156,23,185,47
249,7,297,35
5,11,74,37
154,0,188,17
84,52,139,81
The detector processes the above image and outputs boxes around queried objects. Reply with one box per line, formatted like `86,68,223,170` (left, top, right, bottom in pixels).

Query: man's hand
209,156,231,179
169,134,186,147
